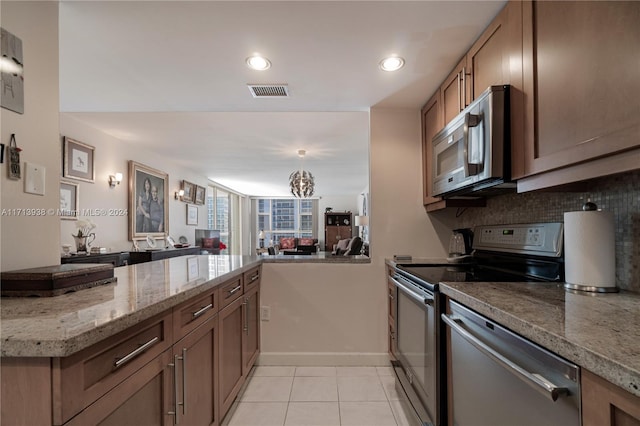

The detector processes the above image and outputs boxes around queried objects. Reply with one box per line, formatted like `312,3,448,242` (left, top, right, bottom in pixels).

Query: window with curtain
255,198,317,247
207,185,242,254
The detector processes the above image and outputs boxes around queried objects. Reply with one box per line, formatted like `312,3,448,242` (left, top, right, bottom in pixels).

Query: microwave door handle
463,112,481,177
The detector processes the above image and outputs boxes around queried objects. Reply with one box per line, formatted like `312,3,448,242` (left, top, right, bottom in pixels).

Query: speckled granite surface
262,252,370,263
1,255,261,357
439,282,640,398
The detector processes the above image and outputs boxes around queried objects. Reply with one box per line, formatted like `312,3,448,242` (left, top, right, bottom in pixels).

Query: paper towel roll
564,210,616,290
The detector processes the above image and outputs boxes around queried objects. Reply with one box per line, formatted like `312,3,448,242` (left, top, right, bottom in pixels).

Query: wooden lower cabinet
172,315,219,426
1,268,261,426
218,296,245,418
65,350,173,426
582,369,640,426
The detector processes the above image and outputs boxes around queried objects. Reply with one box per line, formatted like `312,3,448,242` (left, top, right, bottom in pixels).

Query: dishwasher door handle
389,275,434,306
442,313,569,402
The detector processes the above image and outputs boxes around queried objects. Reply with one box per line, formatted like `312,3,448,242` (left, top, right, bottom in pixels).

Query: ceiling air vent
247,84,289,98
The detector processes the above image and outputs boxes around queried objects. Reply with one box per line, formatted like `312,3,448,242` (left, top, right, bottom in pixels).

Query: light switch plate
24,162,45,195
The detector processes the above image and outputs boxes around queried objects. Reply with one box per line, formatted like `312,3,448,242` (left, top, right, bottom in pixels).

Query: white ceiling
59,0,506,197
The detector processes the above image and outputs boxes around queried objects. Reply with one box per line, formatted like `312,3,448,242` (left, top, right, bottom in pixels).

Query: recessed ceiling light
246,55,271,71
379,56,405,72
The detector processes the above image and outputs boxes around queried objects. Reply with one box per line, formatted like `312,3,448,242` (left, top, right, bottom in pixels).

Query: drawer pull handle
114,336,160,368
250,274,259,282
192,303,213,319
228,284,242,296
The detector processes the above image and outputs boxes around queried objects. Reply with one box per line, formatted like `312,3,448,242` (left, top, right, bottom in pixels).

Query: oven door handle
442,314,569,402
389,275,434,306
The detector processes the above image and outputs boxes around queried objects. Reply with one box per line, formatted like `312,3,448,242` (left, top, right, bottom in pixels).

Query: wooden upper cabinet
466,2,512,100
517,1,640,183
440,57,469,125
421,92,443,206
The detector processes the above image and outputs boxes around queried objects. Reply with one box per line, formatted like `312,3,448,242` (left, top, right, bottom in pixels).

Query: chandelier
289,149,315,198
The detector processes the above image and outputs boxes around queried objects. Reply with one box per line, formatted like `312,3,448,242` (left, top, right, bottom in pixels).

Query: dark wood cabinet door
520,1,640,178
582,370,640,426
173,315,219,426
421,91,444,206
467,3,512,101
218,297,244,419
242,285,260,375
441,57,468,125
65,350,172,426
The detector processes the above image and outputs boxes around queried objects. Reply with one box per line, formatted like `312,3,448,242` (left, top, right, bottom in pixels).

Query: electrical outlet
261,306,271,321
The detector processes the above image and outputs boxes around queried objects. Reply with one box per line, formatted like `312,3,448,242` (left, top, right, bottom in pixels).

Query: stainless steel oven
389,268,443,426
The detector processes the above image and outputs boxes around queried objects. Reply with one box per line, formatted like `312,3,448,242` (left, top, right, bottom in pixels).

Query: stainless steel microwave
432,85,515,198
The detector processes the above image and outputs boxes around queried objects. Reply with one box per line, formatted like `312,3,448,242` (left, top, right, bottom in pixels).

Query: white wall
1,2,60,271
259,107,456,365
59,115,214,252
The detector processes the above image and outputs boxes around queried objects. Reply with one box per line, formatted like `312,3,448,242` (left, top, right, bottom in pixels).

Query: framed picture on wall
187,204,198,225
63,137,95,183
59,181,78,220
194,185,206,205
128,160,169,240
181,180,195,203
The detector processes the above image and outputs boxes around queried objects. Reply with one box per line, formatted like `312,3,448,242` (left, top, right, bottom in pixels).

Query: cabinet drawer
243,266,261,293
173,288,218,341
219,276,243,309
54,311,172,424
64,349,173,426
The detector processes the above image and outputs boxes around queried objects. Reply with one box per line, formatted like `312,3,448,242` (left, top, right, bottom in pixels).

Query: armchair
332,236,363,256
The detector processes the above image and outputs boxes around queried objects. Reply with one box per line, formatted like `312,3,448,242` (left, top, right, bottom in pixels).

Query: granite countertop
1,255,261,357
439,282,640,398
262,252,370,263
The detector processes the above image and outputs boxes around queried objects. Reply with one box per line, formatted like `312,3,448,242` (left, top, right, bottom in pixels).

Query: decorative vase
73,233,95,253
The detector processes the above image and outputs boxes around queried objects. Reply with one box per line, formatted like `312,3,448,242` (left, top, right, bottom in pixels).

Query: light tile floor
223,366,412,426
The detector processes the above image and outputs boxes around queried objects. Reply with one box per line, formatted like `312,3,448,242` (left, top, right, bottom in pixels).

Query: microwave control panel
473,223,563,257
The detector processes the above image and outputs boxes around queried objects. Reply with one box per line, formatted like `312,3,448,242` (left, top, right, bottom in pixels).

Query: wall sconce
175,189,184,200
108,172,123,188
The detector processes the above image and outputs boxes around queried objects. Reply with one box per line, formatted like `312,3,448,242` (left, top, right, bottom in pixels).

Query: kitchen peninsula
1,255,262,425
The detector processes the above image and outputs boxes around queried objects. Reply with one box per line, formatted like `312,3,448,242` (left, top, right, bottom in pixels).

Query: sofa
277,237,319,255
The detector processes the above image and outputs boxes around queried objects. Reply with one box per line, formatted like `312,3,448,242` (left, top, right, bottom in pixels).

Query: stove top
396,223,565,286
398,264,556,286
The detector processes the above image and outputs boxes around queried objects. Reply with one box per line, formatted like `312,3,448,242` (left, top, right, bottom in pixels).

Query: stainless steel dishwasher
442,300,580,426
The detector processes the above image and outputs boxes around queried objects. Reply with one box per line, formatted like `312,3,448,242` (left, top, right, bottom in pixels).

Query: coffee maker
448,228,474,259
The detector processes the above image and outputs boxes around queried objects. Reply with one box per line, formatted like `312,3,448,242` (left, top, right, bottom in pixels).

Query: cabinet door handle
192,303,213,319
182,348,187,415
114,336,160,368
462,66,467,108
457,71,462,112
168,357,179,424
243,298,249,334
228,284,242,296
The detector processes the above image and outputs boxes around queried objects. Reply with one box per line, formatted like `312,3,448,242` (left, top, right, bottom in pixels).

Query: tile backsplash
454,170,640,292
